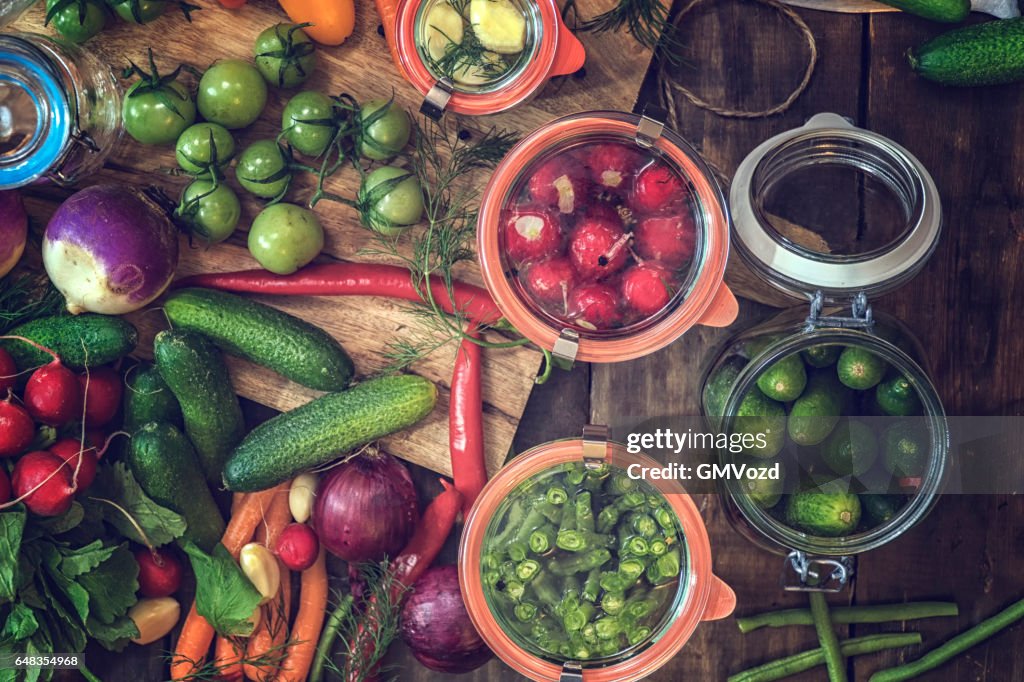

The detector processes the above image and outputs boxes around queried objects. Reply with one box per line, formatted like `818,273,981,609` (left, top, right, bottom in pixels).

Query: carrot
231,492,247,516
244,560,293,681
214,635,245,681
171,604,216,680
277,548,328,682
224,485,286,559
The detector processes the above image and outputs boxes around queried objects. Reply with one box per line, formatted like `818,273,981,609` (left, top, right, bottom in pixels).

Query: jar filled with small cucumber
459,430,735,681
704,114,950,586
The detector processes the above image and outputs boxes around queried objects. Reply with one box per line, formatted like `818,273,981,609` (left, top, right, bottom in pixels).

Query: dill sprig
168,638,292,681
360,117,525,370
0,273,65,333
570,0,686,65
425,16,511,84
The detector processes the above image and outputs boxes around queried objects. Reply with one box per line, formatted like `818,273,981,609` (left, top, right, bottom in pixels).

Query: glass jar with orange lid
393,0,584,118
476,109,739,365
460,425,735,681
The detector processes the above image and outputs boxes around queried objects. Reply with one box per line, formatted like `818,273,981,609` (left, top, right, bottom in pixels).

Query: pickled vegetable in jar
419,0,528,87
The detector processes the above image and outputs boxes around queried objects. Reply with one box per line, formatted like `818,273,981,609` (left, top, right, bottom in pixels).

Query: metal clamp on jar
393,0,585,119
460,424,735,681
702,113,949,591
0,33,121,190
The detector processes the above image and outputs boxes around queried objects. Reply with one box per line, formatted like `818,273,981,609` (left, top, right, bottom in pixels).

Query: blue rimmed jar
0,33,121,190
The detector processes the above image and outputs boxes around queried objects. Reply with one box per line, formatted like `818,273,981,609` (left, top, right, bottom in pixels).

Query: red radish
579,201,625,228
134,547,184,598
0,468,9,504
12,451,75,517
634,213,697,267
274,522,320,571
568,218,632,281
49,438,99,490
78,366,123,428
24,360,82,427
631,162,687,214
522,257,577,312
0,398,34,458
621,262,676,317
0,347,17,395
504,210,562,265
585,143,642,191
568,283,622,329
527,159,589,214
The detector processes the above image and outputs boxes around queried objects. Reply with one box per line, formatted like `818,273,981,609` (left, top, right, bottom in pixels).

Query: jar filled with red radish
477,110,738,364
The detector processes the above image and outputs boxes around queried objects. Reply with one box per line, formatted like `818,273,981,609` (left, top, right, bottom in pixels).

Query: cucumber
224,374,438,491
909,17,1024,87
801,344,840,369
786,484,862,537
124,362,183,432
128,421,226,552
756,353,807,402
734,387,787,459
860,494,904,528
164,289,354,391
837,347,887,391
878,0,968,23
738,458,785,510
875,374,922,416
821,419,879,477
788,370,845,446
154,330,245,483
1,314,137,370
703,356,745,419
882,421,928,478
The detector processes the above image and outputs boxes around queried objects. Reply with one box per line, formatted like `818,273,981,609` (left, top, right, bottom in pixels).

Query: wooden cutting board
12,0,656,476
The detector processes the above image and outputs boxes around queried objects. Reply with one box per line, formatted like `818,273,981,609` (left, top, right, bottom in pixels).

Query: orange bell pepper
278,0,356,46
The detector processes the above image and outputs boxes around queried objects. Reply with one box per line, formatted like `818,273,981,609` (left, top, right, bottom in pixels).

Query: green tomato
123,80,196,145
281,91,337,157
110,0,168,23
180,180,241,244
248,203,324,275
358,165,424,235
357,99,411,160
237,140,292,199
45,0,107,43
197,59,268,130
254,23,317,88
175,122,236,175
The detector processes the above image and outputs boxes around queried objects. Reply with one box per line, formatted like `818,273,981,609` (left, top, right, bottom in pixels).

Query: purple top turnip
42,184,179,315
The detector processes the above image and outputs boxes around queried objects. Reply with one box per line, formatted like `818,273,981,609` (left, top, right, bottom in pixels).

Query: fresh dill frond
0,273,65,333
167,638,292,681
427,22,512,84
576,0,686,65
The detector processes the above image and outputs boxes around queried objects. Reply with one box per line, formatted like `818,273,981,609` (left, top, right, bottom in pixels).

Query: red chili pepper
346,480,462,681
450,326,486,518
176,263,501,325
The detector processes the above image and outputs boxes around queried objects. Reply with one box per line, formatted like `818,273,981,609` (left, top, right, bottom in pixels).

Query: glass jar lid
459,429,735,682
730,113,942,301
0,35,71,190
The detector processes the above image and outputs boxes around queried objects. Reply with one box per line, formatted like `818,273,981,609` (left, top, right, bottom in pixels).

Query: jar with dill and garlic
417,0,533,89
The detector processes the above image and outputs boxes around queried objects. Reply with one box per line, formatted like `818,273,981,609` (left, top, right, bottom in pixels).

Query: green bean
606,471,638,496
599,571,631,593
575,491,596,533
546,486,569,505
512,505,548,545
556,529,614,552
646,548,681,586
516,559,541,582
623,536,650,557
582,567,601,603
563,601,596,632
627,625,652,646
736,602,959,634
565,463,587,486
563,574,581,600
530,570,562,608
597,505,621,533
618,556,647,582
653,505,676,531
809,591,847,682
483,570,501,589
625,596,658,621
566,634,592,659
528,524,557,555
581,622,598,645
598,637,620,656
648,538,669,556
550,548,612,576
505,580,526,602
869,597,1024,682
508,542,528,562
558,501,577,534
728,633,922,682
481,551,502,571
645,494,661,509
492,498,526,546
602,590,626,616
594,615,620,640
628,512,658,538
515,602,538,622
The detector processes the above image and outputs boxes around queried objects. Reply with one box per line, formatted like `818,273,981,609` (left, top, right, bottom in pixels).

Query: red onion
0,191,27,278
400,565,493,674
43,184,179,315
312,449,418,563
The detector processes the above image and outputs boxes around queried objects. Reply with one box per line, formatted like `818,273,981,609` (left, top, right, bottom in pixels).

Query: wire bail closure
781,550,854,592
635,103,666,149
420,78,454,120
804,290,874,332
581,424,609,470
559,661,584,681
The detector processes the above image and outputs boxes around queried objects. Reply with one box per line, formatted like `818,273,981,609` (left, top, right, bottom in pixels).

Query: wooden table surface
82,2,1024,681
